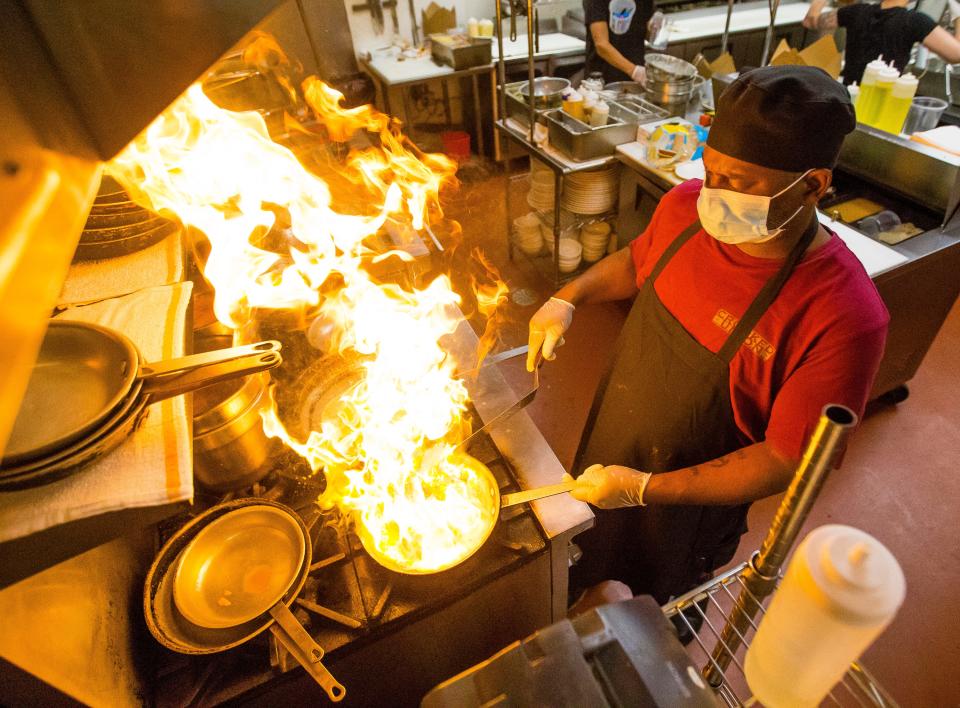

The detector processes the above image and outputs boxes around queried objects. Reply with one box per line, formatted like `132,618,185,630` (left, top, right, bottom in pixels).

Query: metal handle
455,354,540,451
702,404,858,687
139,342,282,402
269,603,346,702
720,0,734,56
501,479,576,507
140,341,280,378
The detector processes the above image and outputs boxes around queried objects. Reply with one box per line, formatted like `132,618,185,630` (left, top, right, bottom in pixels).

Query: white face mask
697,170,812,245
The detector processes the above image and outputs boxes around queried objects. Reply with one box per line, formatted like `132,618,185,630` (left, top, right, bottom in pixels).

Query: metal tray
430,36,492,70
504,81,557,128
544,100,646,161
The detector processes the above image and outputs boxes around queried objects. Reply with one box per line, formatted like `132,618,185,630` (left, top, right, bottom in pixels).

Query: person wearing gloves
804,0,960,85
584,0,654,84
527,66,889,618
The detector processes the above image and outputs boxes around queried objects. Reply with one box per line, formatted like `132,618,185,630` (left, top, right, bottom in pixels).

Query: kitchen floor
446,161,960,708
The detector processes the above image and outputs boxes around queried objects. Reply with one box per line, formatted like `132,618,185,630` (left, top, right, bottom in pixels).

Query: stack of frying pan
74,176,179,262
0,321,282,491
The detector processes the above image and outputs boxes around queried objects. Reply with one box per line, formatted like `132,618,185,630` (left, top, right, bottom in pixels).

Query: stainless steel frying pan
2,321,281,467
145,500,345,702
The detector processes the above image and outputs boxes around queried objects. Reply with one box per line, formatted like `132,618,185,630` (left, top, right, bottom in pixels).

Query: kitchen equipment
644,75,706,118
193,373,275,492
358,453,577,574
2,321,282,468
423,595,721,707
191,324,275,492
874,73,918,134
429,34,492,70
518,77,571,109
599,81,645,102
145,499,345,702
561,165,620,215
455,357,540,452
545,100,641,161
902,96,948,134
744,525,905,707
644,53,698,82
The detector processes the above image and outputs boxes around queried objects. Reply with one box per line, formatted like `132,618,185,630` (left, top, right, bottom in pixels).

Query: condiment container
562,90,585,121
864,65,899,128
467,17,479,37
745,525,905,708
855,58,887,126
589,100,610,127
478,18,494,37
874,73,918,134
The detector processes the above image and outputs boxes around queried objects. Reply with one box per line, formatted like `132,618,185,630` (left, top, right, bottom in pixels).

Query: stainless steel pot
192,327,276,491
519,77,571,109
193,373,275,491
644,75,706,117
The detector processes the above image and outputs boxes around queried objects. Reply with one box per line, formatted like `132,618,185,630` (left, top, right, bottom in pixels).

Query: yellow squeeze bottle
855,58,887,125
874,73,918,134
864,66,900,128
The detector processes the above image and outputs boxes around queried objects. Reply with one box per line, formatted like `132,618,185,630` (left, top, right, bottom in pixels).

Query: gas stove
152,366,556,706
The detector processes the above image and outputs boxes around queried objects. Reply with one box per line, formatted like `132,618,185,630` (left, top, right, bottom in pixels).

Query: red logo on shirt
712,309,776,361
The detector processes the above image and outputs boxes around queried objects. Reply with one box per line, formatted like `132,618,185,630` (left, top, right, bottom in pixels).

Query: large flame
108,71,504,573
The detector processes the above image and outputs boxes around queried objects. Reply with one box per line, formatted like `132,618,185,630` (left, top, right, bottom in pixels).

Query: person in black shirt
584,0,654,84
804,0,960,85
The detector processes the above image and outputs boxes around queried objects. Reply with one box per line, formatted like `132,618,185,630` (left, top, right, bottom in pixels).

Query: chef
804,0,960,85
584,0,654,84
526,66,889,617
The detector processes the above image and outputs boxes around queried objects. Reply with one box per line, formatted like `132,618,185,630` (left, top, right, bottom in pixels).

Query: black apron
570,217,818,604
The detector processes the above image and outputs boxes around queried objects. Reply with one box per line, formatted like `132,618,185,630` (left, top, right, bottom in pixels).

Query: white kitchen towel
57,230,185,307
0,282,194,543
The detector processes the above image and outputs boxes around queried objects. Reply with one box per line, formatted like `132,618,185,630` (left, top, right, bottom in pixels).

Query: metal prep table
360,54,495,157
615,126,960,402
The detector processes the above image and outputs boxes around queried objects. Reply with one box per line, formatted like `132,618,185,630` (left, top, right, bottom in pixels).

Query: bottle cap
800,525,906,624
877,66,900,83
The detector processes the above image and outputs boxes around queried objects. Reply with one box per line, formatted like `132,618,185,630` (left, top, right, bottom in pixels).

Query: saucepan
357,453,577,575
144,499,346,702
0,321,282,489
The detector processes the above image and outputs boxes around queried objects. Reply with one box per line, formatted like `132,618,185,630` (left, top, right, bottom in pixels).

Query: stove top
152,397,548,707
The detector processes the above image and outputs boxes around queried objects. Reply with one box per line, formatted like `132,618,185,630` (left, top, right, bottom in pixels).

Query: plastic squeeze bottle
864,65,900,127
874,73,919,134
744,525,905,708
855,58,888,125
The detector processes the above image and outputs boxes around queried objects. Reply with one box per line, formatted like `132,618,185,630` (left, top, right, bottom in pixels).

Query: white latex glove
949,0,960,22
526,296,574,371
631,64,647,85
566,465,652,509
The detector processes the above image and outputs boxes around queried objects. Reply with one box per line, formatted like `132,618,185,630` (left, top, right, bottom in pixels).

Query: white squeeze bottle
745,525,905,708
874,73,918,134
855,58,887,125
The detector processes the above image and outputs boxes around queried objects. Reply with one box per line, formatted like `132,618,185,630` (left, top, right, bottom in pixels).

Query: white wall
343,0,580,55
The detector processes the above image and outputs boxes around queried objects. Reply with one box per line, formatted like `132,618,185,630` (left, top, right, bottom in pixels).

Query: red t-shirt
629,180,889,460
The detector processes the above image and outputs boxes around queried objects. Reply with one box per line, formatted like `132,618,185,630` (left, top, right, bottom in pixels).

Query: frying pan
145,500,345,702
2,321,282,467
357,454,578,575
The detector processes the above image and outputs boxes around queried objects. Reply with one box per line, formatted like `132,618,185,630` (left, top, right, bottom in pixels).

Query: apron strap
647,220,703,284
717,215,821,363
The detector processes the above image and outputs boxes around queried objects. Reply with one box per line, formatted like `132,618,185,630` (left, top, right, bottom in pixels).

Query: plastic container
441,130,471,161
855,59,887,126
874,73,918,134
863,66,899,128
902,96,949,134
745,525,905,708
589,101,610,127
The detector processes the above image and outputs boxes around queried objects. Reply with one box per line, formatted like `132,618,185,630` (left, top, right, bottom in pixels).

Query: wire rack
661,563,899,708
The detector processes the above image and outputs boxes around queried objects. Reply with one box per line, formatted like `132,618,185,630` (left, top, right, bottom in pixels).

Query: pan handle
139,342,283,403
268,603,346,702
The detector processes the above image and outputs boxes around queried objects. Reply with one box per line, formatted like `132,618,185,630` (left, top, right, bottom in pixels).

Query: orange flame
107,75,501,574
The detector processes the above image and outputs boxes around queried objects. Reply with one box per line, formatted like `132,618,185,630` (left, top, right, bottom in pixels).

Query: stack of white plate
561,166,620,215
558,239,583,273
543,223,580,254
581,221,612,262
513,212,543,255
527,164,556,212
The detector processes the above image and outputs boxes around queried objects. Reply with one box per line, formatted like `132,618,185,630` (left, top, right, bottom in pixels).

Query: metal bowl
645,53,698,81
519,77,571,109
